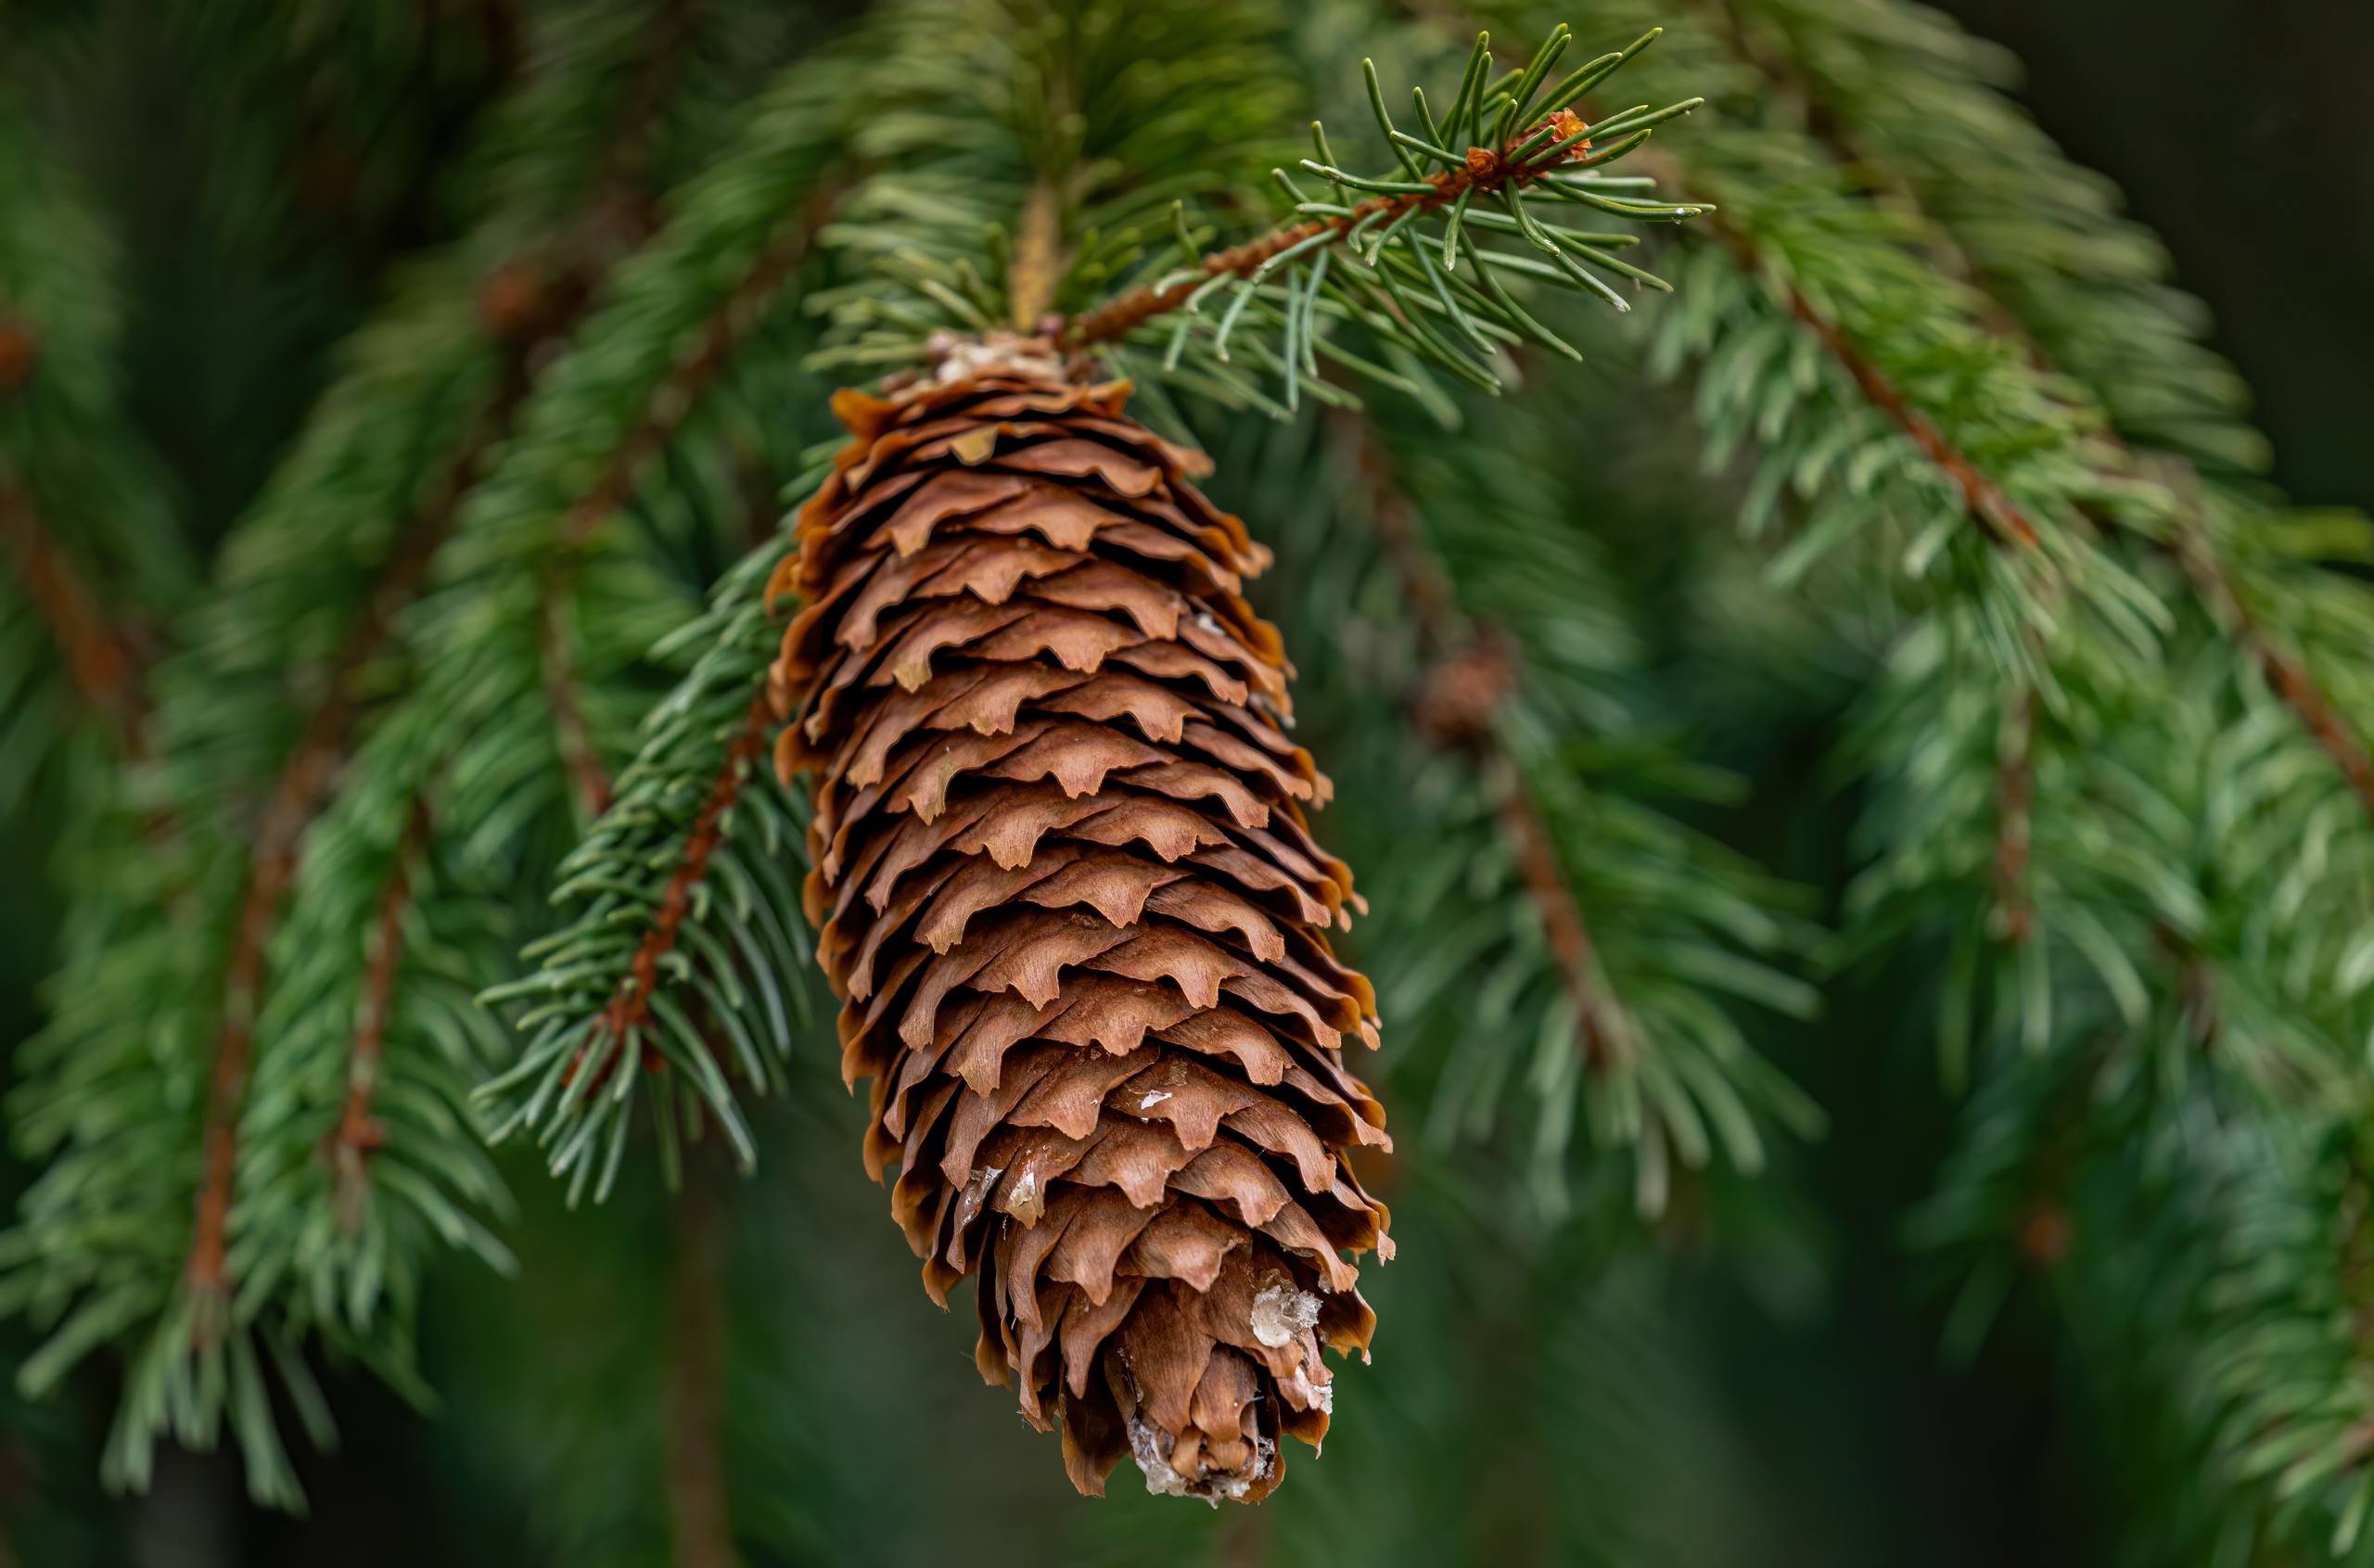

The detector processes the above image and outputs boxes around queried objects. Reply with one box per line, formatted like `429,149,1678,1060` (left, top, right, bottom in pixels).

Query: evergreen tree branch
185,0,735,1302
0,483,148,762
2165,502,2374,820
185,362,532,1305
532,179,845,823
1692,0,2374,823
0,1,800,1504
1347,424,1635,1073
1208,376,1817,1215
0,100,188,805
1061,23,1705,394
325,797,435,1228
1693,202,2041,551
480,542,823,1194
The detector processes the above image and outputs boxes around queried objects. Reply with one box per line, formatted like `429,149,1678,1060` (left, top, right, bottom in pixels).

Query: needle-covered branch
1,0,780,1505
0,102,187,801
480,542,827,1201
1064,26,1709,409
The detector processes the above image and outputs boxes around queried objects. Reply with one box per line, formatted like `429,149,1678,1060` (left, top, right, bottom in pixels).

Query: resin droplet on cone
768,347,1391,1503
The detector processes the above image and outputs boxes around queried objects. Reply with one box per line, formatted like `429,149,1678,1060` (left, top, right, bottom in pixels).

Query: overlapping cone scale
767,356,1392,1504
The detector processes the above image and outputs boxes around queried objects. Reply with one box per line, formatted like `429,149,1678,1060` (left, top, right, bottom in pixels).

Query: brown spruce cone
766,340,1392,1503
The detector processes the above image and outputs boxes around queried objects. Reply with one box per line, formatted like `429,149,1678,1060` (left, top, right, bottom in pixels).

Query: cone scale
767,342,1392,1502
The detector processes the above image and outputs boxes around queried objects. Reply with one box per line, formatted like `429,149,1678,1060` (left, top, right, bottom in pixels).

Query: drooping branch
1689,208,2041,552
1691,6,2374,819
186,362,533,1300
328,796,434,1230
536,181,842,822
2168,492,2374,819
1347,418,1633,1072
182,6,731,1299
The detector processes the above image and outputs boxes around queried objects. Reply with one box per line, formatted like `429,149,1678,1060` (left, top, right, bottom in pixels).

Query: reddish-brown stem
0,484,151,760
2170,507,2374,819
1706,218,2042,550
536,183,841,823
328,796,433,1230
1492,758,1627,1069
185,366,531,1301
1062,128,1587,350
1346,418,1631,1072
598,695,771,1049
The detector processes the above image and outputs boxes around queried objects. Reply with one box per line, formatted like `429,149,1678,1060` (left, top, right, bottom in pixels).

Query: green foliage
806,0,1298,358
479,540,830,1196
1199,394,1820,1219
1,0,843,1506
0,95,185,809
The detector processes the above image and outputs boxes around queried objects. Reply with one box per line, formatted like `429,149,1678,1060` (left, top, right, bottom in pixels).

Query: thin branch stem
535,180,841,822
596,694,771,1049
1344,415,1632,1072
329,795,433,1231
186,362,532,1302
0,484,152,761
1005,177,1069,332
1062,132,1582,350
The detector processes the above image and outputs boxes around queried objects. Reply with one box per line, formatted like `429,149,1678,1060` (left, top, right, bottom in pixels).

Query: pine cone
767,348,1392,1503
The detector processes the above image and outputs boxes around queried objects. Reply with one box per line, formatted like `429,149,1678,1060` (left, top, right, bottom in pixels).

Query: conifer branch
960,23,1714,409
1662,176,2041,551
185,359,533,1304
1280,387,1816,1210
1349,424,1634,1072
0,483,150,760
1691,0,2374,822
327,797,435,1230
181,0,769,1307
481,538,822,1197
2168,511,2374,821
531,181,842,823
606,695,770,1053
1067,112,1637,351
